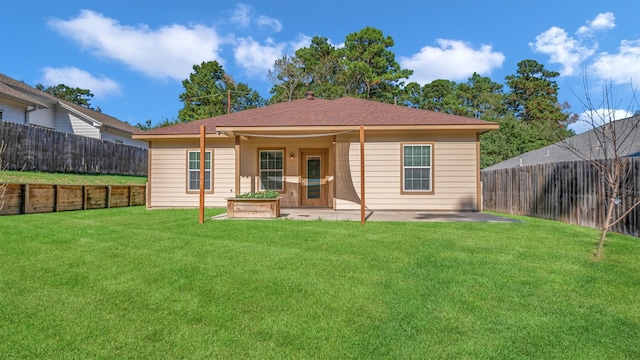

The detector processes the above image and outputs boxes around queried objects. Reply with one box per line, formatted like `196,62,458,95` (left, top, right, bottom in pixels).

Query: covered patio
212,209,519,222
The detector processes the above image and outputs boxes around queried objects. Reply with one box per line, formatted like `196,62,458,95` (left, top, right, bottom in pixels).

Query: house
0,73,147,148
133,93,499,211
483,115,640,171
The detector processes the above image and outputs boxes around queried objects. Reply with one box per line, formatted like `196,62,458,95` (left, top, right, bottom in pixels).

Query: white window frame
259,149,284,191
187,150,212,192
401,143,433,194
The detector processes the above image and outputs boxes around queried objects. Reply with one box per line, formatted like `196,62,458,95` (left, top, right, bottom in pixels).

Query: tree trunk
595,197,615,258
594,161,623,259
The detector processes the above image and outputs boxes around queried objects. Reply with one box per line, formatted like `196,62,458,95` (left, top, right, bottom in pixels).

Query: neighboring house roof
483,115,640,171
0,73,138,134
56,98,141,134
137,96,498,137
0,81,49,109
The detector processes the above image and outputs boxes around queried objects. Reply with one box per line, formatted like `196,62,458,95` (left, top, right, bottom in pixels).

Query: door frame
299,148,329,208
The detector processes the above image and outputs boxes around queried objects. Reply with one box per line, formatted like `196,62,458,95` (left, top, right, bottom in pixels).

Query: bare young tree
0,140,7,211
560,77,640,258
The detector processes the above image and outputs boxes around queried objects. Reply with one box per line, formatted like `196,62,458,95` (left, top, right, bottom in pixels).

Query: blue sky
2,0,639,133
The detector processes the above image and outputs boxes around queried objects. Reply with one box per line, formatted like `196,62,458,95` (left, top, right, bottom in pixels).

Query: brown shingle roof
140,97,498,136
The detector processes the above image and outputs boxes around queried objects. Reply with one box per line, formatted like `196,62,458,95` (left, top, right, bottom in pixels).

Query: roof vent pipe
306,91,314,100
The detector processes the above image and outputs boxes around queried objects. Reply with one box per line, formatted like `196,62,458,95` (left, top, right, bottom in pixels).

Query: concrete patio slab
212,208,519,223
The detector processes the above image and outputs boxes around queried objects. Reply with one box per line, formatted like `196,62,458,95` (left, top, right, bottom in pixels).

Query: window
187,150,212,191
259,150,284,191
402,144,433,193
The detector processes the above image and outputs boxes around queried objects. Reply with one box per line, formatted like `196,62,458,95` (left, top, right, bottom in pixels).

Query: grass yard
0,207,638,359
0,170,147,185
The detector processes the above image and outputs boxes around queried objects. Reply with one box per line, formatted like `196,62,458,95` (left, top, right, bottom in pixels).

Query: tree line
42,26,578,168
150,26,576,169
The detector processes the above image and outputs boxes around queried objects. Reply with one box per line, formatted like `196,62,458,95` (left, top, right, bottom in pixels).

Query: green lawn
0,170,147,185
0,207,638,359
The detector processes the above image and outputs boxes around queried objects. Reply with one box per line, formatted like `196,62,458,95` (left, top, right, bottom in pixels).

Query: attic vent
306,91,315,100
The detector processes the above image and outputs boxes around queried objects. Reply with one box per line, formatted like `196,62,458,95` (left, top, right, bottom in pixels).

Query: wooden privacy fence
0,121,148,176
0,184,146,216
481,158,640,237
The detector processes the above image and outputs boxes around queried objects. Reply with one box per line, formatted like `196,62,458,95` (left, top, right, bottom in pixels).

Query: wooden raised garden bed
226,197,281,219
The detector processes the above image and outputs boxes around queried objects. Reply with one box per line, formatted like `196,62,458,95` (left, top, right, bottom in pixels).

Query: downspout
24,105,39,125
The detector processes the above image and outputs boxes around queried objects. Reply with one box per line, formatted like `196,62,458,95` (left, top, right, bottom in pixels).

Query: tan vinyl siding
237,136,334,208
147,129,481,211
335,131,479,211
147,138,235,208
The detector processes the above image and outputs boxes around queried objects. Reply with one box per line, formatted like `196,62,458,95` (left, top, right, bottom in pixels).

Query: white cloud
589,39,640,85
530,27,595,76
230,4,281,32
569,108,635,134
577,12,615,35
289,34,312,53
234,37,287,75
531,12,617,76
257,16,282,32
398,39,504,85
40,67,121,98
230,3,251,27
48,10,227,81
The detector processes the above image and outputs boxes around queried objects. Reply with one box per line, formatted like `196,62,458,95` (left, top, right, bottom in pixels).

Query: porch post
199,125,206,224
360,125,365,225
235,135,241,195
476,132,482,211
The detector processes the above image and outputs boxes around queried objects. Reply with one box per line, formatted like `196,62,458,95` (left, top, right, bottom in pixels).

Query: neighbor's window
402,144,432,193
259,150,284,191
188,150,212,191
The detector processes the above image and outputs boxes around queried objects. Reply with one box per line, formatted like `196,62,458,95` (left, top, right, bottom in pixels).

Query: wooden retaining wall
0,184,146,216
481,158,640,237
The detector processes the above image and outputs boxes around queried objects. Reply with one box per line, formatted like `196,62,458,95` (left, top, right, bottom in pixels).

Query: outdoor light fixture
290,153,295,160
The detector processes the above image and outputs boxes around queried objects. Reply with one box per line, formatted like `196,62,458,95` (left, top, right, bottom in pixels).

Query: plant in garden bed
235,190,280,199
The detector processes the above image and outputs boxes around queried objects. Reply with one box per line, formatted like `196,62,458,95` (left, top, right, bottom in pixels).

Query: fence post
22,184,29,214
55,184,59,212
83,186,87,210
